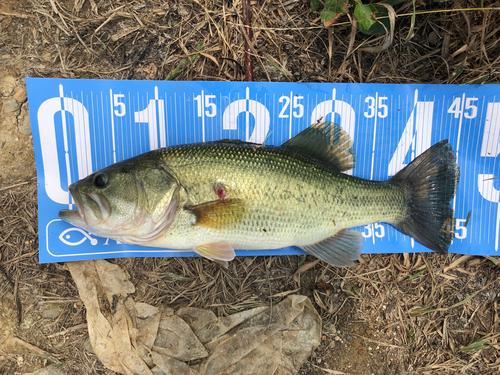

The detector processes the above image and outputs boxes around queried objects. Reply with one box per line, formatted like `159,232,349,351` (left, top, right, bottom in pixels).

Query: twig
0,181,30,192
0,11,34,18
242,0,253,81
11,337,60,361
293,259,320,284
443,255,472,273
47,323,88,338
352,334,406,349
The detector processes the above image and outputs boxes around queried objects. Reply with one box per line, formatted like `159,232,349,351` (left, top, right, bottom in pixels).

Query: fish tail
390,140,460,254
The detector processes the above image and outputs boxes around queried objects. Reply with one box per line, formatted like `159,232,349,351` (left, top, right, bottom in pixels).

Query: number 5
114,94,125,117
455,219,467,240
205,95,216,117
293,96,304,118
378,97,388,118
374,223,385,238
464,97,478,119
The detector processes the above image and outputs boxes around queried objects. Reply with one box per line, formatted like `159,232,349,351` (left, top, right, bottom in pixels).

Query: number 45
447,97,478,119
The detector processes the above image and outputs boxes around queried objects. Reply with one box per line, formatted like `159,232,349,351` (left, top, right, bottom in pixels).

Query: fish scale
149,142,407,250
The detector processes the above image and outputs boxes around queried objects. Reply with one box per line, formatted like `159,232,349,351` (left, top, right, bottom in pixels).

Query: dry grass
1,0,497,83
2,183,500,374
1,0,500,373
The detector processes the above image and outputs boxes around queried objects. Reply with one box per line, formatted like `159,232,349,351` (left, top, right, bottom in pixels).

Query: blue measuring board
25,78,500,263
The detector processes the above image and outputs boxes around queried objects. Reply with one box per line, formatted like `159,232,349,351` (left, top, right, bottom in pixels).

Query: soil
1,0,499,374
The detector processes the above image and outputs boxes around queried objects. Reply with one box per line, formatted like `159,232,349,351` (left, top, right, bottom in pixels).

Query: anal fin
300,229,363,267
194,241,235,268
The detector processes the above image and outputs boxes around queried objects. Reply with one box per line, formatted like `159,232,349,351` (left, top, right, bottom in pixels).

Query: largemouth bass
59,122,459,267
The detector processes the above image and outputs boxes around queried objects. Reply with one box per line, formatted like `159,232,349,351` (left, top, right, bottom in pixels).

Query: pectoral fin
186,199,246,229
300,229,363,267
194,241,236,268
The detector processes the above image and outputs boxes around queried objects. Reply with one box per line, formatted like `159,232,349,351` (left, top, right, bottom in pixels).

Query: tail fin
390,140,460,254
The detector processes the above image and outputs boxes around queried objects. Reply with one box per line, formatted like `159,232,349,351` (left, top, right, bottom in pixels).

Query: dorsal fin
282,122,356,172
216,139,258,146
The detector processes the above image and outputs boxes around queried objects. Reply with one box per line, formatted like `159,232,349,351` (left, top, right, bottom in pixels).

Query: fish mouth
59,188,111,227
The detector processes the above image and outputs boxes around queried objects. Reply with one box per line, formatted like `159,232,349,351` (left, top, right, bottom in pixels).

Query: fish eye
93,173,108,188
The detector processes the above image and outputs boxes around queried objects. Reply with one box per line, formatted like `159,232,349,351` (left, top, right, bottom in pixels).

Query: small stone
13,87,27,103
19,104,31,135
20,114,32,135
428,31,438,46
2,98,20,113
42,308,62,319
0,74,16,96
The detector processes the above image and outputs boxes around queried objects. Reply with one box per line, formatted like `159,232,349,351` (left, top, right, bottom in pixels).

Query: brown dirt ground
1,0,499,374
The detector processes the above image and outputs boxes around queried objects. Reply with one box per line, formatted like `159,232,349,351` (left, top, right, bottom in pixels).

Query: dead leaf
68,260,322,375
200,52,220,67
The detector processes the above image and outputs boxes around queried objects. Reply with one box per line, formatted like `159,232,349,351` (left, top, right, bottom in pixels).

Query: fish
59,122,460,267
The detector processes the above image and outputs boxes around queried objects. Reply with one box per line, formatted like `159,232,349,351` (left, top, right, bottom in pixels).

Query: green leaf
460,333,500,352
320,0,348,23
355,3,391,35
465,210,472,227
405,0,416,42
324,0,347,13
165,41,204,81
321,10,338,22
408,267,427,281
311,0,320,12
485,256,498,266
407,327,415,340
352,286,361,297
461,338,500,352
266,59,290,81
462,75,489,84
447,65,464,84
354,1,377,31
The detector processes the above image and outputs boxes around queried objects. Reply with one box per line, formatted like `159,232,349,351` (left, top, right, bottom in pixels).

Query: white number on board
455,219,467,240
364,95,388,119
447,96,478,119
388,92,433,176
113,94,126,117
194,93,217,118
